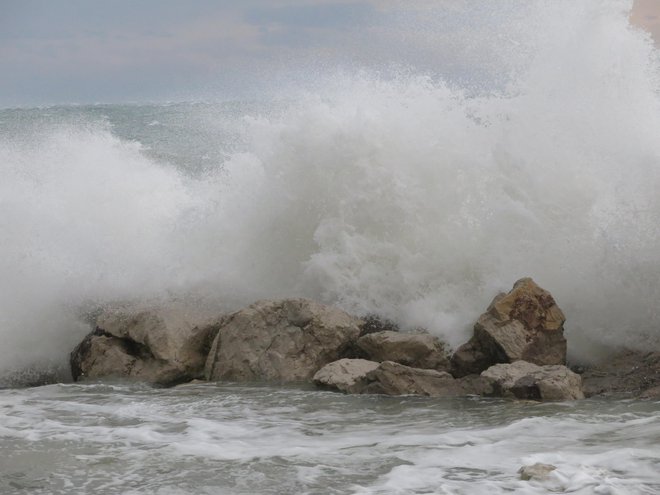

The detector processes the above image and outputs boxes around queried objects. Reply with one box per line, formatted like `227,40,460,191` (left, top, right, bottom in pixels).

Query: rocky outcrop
451,278,567,377
313,358,379,393
580,350,660,398
204,299,362,382
481,361,583,401
71,306,220,386
356,331,450,371
315,359,492,397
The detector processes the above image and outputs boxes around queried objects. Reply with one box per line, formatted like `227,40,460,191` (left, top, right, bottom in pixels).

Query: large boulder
580,350,660,398
481,361,584,401
204,299,362,382
356,331,450,371
71,306,221,386
313,358,379,393
451,278,567,377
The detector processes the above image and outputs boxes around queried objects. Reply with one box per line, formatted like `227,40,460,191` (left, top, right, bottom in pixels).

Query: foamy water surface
1,382,659,494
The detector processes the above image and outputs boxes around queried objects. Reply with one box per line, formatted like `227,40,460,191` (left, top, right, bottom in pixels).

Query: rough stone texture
313,359,380,393
204,299,362,382
481,361,584,401
70,306,221,386
357,331,450,371
347,361,493,397
580,350,660,398
519,463,557,481
451,278,567,377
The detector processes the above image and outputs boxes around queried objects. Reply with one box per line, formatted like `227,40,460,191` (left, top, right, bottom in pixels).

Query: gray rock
70,306,221,386
451,278,567,377
357,331,450,371
313,358,379,393
481,361,584,401
519,463,557,481
204,299,362,382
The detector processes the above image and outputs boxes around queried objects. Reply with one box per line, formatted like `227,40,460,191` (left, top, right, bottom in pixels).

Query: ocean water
2,0,660,492
1,382,659,494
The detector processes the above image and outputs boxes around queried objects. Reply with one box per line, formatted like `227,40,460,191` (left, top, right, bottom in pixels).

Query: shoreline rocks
66,278,658,401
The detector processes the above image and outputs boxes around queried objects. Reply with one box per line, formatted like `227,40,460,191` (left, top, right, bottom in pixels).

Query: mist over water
2,0,660,380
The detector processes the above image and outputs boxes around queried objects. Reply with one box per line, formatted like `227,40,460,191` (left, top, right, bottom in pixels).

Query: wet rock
519,463,557,481
313,358,379,393
481,361,583,401
204,299,362,382
357,331,450,371
358,315,399,337
71,306,221,386
451,278,567,377
580,350,660,398
354,361,492,397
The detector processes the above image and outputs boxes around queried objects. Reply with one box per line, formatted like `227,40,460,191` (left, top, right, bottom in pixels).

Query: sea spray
1,0,660,381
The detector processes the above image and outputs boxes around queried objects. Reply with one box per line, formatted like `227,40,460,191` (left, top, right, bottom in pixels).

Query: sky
0,0,658,107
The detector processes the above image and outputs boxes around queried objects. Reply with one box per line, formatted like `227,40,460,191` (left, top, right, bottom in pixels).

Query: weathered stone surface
481,361,583,401
580,350,660,398
348,361,493,397
357,331,450,371
204,299,362,382
451,278,567,377
71,306,221,386
313,358,379,393
519,463,557,481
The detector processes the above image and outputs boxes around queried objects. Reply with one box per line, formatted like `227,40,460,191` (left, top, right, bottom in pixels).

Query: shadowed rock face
70,306,221,386
204,299,363,382
356,331,450,371
451,278,567,377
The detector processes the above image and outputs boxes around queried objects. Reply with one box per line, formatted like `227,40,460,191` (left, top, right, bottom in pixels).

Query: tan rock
204,299,362,382
70,305,221,386
451,278,567,377
481,361,584,401
357,331,450,371
313,358,379,393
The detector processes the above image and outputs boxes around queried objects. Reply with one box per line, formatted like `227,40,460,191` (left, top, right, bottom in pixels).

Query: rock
481,361,584,401
346,361,493,397
357,331,450,371
313,358,380,393
204,299,362,382
580,350,660,398
519,463,557,481
71,306,221,386
451,278,567,377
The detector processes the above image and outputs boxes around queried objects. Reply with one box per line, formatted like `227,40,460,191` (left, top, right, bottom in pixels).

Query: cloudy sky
1,0,658,107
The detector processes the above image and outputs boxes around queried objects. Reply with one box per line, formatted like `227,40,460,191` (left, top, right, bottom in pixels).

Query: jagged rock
580,350,660,398
204,299,362,382
70,306,221,386
356,331,450,371
313,358,379,393
481,361,583,401
519,463,557,481
451,278,567,377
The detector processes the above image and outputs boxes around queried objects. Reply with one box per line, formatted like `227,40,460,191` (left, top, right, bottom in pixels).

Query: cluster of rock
71,278,600,401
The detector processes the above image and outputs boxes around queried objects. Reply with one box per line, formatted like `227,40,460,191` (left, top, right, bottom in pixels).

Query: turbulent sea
2,0,660,493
